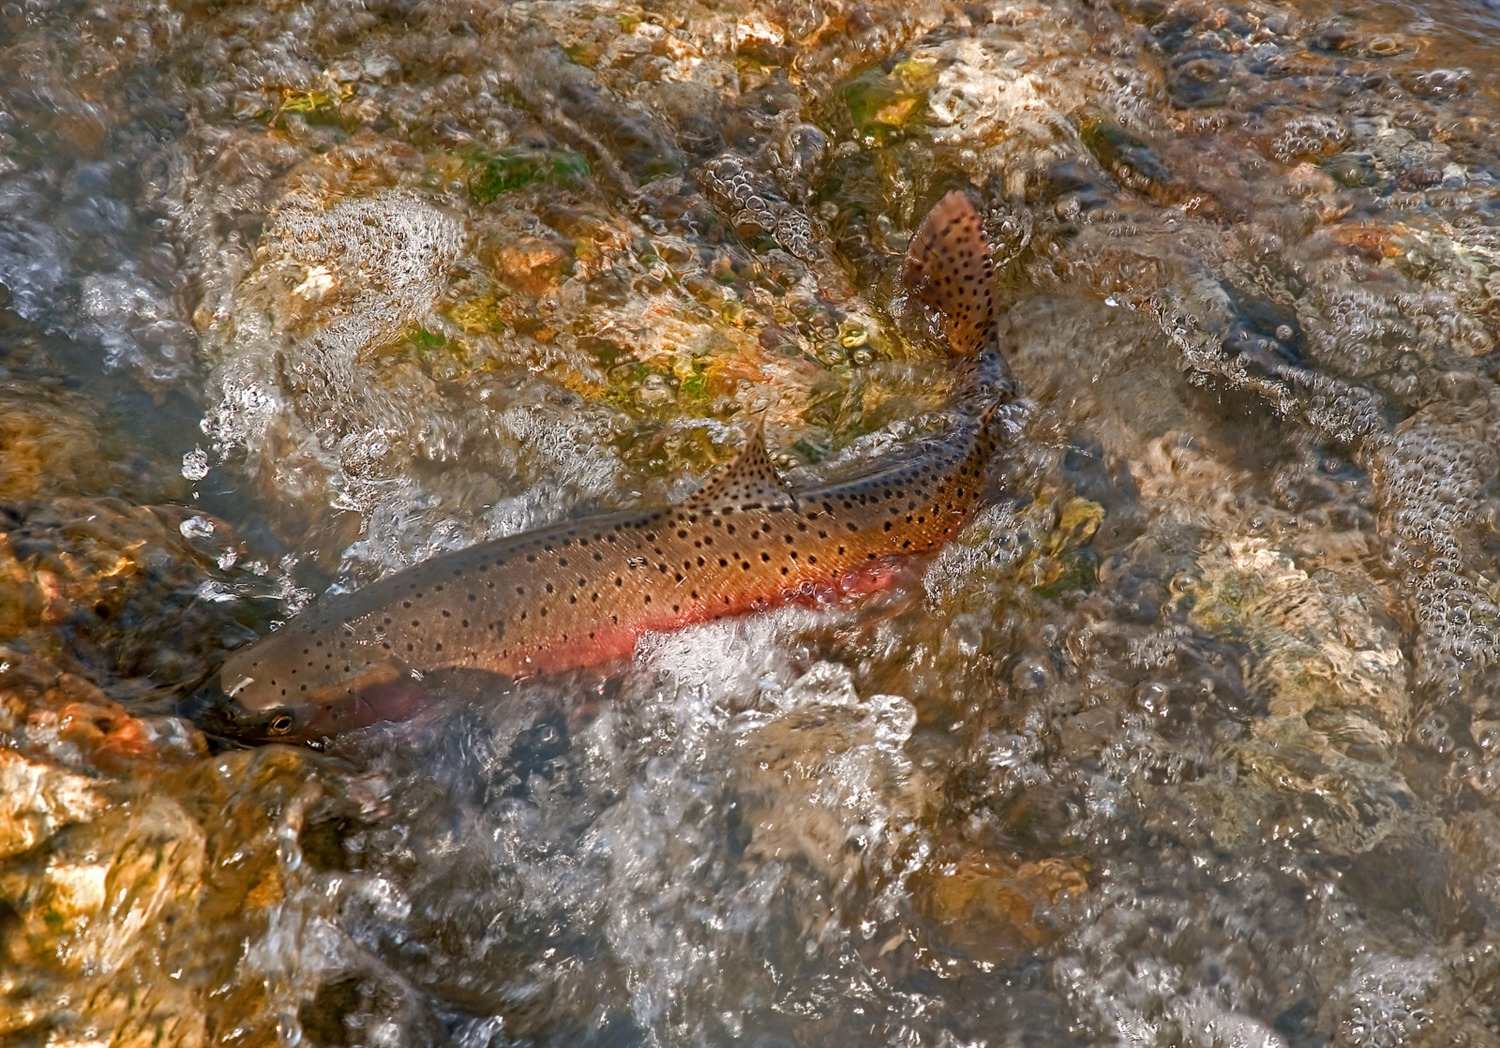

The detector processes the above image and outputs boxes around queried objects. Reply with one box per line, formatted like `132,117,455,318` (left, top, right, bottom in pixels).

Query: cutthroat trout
188,192,1022,745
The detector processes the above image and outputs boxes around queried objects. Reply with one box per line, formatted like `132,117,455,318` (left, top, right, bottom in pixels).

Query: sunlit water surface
3,0,1500,1045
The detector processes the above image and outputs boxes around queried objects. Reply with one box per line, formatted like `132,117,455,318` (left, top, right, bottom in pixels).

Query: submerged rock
0,791,206,1040
0,750,106,861
917,851,1089,966
0,498,243,707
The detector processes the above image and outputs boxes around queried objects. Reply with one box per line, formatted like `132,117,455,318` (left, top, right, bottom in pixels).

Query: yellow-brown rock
918,852,1089,965
0,749,107,860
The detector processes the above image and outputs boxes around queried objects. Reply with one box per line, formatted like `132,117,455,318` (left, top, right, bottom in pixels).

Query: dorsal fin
902,191,996,356
685,422,795,513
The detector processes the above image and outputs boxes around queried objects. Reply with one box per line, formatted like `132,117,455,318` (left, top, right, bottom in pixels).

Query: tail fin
902,191,995,356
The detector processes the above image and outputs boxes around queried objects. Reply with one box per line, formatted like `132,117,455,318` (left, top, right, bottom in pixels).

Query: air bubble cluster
698,151,818,261
201,191,466,521
1271,114,1350,164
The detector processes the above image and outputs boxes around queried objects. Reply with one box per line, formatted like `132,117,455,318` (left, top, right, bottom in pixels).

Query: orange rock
54,696,158,774
1328,223,1406,261
494,236,573,298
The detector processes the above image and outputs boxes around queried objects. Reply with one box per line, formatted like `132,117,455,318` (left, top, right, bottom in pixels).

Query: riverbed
3,0,1499,1044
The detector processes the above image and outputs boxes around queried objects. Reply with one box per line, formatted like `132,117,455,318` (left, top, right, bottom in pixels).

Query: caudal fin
902,191,996,356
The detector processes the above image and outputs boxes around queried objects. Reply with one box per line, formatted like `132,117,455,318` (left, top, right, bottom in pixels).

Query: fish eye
267,711,296,736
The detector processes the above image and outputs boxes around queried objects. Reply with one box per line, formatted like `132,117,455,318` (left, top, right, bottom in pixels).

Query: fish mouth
177,676,310,748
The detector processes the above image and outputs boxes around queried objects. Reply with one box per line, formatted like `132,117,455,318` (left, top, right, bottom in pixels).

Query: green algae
842,58,938,145
468,148,592,204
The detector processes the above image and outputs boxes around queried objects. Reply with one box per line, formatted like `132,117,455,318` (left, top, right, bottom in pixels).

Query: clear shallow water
3,0,1500,1045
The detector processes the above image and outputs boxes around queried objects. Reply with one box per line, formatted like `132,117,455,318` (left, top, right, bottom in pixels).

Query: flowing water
3,0,1500,1044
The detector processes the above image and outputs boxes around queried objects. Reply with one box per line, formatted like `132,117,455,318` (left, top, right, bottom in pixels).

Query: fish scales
195,191,1020,744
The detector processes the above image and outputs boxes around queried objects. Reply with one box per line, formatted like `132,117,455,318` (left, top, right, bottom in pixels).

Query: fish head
183,631,427,746
179,676,314,745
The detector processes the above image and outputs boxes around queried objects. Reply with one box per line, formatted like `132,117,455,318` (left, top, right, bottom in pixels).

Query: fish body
190,192,1020,744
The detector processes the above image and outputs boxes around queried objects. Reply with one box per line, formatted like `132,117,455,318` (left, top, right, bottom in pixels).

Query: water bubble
1135,682,1170,714
838,320,869,349
178,515,215,541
